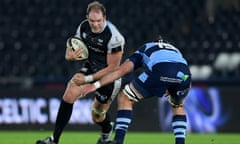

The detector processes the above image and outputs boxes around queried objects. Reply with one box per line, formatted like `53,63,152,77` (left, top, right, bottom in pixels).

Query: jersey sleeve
75,20,88,39
75,24,81,39
128,44,147,70
107,22,125,54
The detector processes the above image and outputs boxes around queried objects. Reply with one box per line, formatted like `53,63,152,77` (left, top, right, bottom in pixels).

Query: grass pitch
0,131,239,144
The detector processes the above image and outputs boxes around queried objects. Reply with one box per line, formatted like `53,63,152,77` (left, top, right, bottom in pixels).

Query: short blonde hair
86,1,106,16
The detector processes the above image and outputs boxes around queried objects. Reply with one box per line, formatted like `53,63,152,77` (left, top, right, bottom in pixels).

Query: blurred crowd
0,0,239,85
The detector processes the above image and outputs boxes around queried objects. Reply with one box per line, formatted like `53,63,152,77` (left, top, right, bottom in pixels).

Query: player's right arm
65,20,86,61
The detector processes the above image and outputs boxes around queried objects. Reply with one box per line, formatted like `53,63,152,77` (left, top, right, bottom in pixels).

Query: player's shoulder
105,21,125,52
142,42,158,50
78,19,89,29
106,21,117,29
106,21,123,36
76,19,91,38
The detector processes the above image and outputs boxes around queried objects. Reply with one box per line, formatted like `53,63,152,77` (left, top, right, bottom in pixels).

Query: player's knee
168,87,190,108
168,96,184,108
92,115,104,123
63,91,78,103
63,95,75,103
118,93,130,103
95,93,109,104
91,108,106,122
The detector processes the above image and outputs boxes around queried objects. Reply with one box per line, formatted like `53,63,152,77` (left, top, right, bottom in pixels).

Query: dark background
0,0,240,133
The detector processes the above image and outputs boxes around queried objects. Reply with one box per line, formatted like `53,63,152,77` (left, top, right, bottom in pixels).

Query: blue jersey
129,42,188,71
128,42,191,98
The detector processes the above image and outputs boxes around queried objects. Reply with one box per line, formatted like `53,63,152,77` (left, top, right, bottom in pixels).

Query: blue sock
172,115,187,144
114,110,132,144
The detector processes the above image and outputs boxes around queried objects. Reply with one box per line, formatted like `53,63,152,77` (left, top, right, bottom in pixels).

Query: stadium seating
0,0,239,84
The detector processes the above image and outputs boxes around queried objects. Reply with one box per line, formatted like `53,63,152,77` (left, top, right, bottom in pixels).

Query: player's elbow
119,61,134,75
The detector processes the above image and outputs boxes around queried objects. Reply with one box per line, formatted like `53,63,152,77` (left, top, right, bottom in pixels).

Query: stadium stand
0,0,240,85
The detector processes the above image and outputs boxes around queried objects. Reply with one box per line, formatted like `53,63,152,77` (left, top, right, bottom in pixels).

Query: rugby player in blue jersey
81,36,191,144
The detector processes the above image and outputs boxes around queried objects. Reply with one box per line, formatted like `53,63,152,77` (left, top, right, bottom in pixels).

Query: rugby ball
66,37,89,59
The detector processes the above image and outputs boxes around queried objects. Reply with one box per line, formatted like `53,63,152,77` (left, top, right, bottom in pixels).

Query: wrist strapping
84,75,94,83
93,81,101,89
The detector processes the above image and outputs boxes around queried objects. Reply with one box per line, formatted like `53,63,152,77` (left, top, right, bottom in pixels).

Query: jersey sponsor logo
177,71,189,81
97,39,104,46
89,46,104,53
89,37,104,46
98,39,103,43
160,76,182,83
176,88,189,96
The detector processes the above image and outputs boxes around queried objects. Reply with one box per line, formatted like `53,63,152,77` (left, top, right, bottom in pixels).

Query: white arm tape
93,81,101,89
84,75,94,83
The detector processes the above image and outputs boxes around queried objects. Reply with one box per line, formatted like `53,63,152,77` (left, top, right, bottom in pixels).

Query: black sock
53,100,73,143
96,113,112,133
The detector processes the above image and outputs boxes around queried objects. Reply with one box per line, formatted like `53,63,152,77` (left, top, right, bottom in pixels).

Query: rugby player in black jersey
36,1,125,144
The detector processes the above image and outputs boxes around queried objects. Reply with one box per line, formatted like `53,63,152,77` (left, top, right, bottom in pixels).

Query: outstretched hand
82,84,97,96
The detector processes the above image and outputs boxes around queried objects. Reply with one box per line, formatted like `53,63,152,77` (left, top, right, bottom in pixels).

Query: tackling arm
91,51,123,80
70,51,123,86
82,60,134,96
99,60,134,86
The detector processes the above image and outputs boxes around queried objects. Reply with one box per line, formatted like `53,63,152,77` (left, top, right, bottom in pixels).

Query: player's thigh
63,82,84,103
91,98,111,121
117,92,135,110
